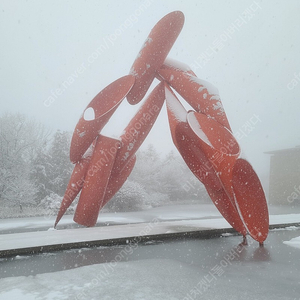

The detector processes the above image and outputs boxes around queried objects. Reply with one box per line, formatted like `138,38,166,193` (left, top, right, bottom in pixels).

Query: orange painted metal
165,84,246,235
56,148,136,227
73,135,119,227
58,83,164,227
102,155,136,207
127,11,184,104
232,158,269,243
54,155,91,228
71,80,165,227
114,81,165,173
175,123,223,191
158,68,231,130
70,75,135,163
165,84,221,189
205,186,247,236
157,57,197,78
164,83,186,149
187,111,240,199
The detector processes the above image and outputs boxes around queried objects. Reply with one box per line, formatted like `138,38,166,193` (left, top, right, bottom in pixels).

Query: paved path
1,214,300,257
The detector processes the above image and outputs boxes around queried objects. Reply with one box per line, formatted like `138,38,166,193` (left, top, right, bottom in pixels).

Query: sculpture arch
55,11,269,244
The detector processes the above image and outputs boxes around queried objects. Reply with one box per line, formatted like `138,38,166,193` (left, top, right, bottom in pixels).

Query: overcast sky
1,0,300,191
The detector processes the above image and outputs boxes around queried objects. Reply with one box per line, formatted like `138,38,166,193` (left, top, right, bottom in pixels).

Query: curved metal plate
73,135,120,227
54,154,92,228
187,111,240,198
158,68,231,130
232,158,269,243
102,155,137,207
70,75,135,163
127,11,184,104
206,186,247,236
115,82,165,172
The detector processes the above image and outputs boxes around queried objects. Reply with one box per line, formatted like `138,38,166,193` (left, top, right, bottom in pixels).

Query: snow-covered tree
105,180,151,212
36,192,77,219
0,113,49,208
47,130,73,196
128,145,208,205
30,146,52,200
129,144,162,193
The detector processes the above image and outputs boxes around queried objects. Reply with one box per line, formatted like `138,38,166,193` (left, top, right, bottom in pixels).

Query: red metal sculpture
55,11,269,244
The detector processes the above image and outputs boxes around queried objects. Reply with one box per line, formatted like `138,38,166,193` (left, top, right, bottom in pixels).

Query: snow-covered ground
1,228,300,300
283,235,300,250
1,203,300,234
0,204,299,252
0,204,222,234
1,204,300,253
0,204,300,299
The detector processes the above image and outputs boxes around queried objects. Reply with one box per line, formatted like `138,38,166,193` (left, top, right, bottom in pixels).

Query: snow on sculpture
55,11,269,244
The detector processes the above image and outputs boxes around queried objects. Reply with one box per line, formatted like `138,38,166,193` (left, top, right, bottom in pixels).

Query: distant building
265,147,300,205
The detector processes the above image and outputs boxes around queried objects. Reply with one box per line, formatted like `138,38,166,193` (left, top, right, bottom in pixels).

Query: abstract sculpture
55,11,269,244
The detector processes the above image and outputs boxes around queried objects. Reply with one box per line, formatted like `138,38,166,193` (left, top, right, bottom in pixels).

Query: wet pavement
0,228,300,299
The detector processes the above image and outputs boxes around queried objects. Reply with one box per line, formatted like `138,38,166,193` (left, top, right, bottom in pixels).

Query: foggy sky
1,0,300,192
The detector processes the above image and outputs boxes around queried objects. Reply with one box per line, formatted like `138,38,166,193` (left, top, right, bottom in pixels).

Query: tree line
0,113,209,217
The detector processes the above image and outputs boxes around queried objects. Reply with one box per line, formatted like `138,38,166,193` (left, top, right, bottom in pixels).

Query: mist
1,0,300,192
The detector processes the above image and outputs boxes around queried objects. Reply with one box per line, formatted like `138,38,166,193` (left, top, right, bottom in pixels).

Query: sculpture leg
74,135,119,227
